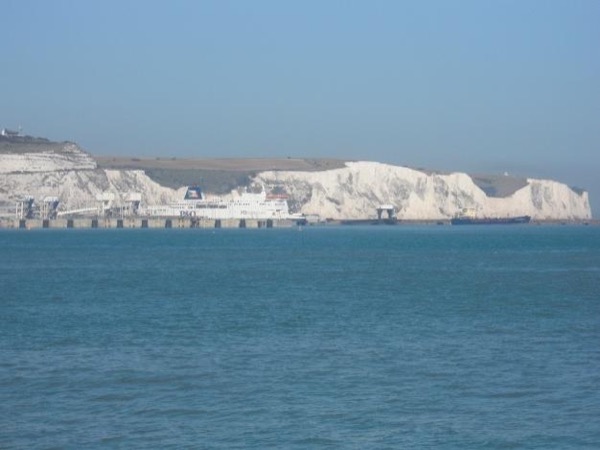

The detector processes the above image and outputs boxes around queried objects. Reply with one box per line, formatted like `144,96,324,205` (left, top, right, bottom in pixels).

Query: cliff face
254,162,591,220
0,140,592,220
0,140,177,212
0,142,97,173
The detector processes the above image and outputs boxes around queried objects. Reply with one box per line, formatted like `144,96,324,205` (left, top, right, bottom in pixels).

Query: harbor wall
1,217,595,230
0,217,297,230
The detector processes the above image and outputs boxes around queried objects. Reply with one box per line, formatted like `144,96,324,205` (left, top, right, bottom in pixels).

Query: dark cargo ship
451,215,531,225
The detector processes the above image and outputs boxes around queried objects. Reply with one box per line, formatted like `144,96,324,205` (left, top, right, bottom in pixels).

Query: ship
142,186,299,220
451,216,531,225
451,208,531,225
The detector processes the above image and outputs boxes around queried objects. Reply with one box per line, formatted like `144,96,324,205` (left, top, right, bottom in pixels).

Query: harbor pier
0,217,297,230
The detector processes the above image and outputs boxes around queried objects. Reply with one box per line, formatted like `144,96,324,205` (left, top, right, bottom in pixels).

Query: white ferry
142,186,296,220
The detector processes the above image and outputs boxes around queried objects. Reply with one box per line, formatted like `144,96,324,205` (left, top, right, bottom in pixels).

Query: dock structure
0,217,295,230
376,205,396,221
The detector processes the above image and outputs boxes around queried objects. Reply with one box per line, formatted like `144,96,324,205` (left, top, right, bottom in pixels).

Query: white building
1,128,20,137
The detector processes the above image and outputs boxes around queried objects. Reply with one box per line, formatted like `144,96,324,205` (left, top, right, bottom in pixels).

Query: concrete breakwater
0,217,298,230
1,217,596,230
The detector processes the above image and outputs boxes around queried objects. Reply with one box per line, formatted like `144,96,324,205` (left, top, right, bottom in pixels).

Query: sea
1,225,599,449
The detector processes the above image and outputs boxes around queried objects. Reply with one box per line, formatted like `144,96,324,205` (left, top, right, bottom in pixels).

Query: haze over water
1,226,599,448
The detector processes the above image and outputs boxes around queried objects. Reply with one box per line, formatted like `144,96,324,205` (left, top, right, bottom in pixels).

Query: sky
1,0,599,214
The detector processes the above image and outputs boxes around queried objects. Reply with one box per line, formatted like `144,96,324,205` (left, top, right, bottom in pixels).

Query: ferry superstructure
142,186,295,220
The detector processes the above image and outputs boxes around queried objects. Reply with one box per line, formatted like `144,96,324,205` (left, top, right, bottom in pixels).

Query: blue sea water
1,226,599,449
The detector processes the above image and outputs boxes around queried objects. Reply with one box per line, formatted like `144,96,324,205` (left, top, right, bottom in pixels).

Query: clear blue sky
1,0,599,214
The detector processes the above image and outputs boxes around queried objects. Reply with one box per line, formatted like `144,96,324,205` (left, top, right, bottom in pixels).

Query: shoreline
0,217,597,230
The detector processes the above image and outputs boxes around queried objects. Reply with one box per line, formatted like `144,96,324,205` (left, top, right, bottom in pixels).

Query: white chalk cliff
0,141,177,212
0,141,592,220
0,143,97,173
255,161,591,220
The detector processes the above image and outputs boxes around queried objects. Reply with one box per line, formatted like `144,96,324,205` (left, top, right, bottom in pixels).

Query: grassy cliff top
471,174,529,197
94,156,347,193
95,156,347,172
0,135,75,154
